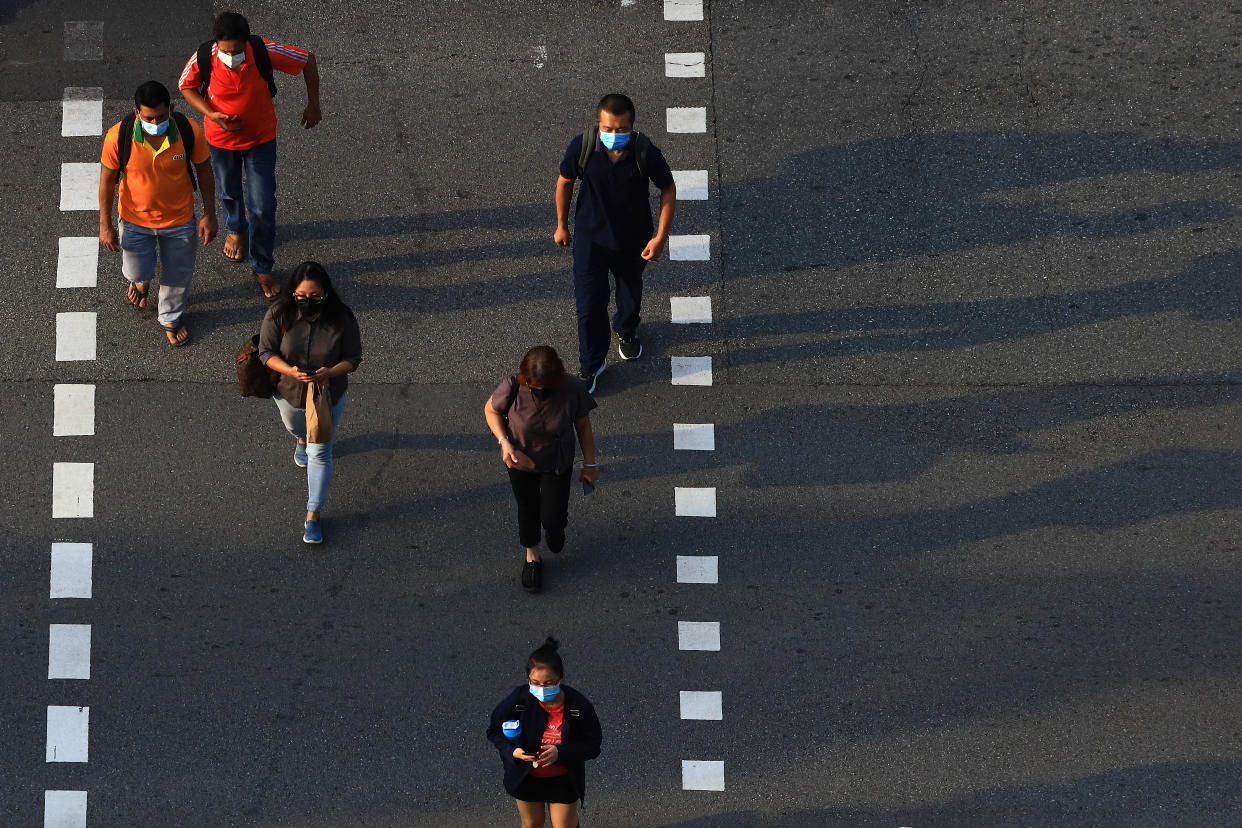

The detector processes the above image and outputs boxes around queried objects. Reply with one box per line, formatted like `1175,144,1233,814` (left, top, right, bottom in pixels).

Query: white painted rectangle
667,106,708,133
678,621,721,651
46,706,89,762
54,384,96,436
674,423,715,451
672,169,709,200
64,21,103,61
56,312,96,361
665,52,706,77
44,790,88,828
676,555,718,584
670,296,712,323
665,0,704,21
50,543,93,599
669,234,711,260
57,238,99,288
52,463,94,518
48,624,91,679
682,759,725,790
676,487,717,517
671,356,713,386
680,690,723,720
60,163,98,211
61,100,102,137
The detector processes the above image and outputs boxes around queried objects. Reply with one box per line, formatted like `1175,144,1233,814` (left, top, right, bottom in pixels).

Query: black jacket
486,684,602,803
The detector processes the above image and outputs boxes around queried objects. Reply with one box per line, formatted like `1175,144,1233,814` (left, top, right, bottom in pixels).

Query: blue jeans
119,219,197,325
274,392,346,513
572,236,647,373
209,140,277,275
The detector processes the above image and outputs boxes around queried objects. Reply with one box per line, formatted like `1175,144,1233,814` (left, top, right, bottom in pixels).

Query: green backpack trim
577,127,649,180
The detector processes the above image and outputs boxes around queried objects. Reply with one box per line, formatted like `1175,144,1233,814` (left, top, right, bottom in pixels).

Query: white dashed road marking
44,790,88,827
57,237,99,288
55,312,96,361
674,423,715,450
53,385,96,436
50,544,93,599
48,625,91,680
676,555,718,584
678,621,721,651
670,296,712,323
59,163,98,211
665,52,706,77
670,356,713,386
664,0,704,21
675,486,717,517
679,691,723,720
61,100,102,138
46,706,89,762
666,106,708,133
51,463,94,519
669,234,711,260
671,169,708,200
63,22,103,61
681,760,726,790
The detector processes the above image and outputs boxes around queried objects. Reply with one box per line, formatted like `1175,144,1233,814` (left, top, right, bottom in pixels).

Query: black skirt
512,773,578,804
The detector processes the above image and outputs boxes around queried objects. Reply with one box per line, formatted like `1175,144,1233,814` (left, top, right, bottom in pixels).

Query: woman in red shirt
487,637,603,827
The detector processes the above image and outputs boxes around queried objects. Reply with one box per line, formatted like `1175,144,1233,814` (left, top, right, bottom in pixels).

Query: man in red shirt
178,12,320,298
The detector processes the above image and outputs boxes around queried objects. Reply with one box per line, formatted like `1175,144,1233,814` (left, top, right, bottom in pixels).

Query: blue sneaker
303,520,323,544
294,441,308,468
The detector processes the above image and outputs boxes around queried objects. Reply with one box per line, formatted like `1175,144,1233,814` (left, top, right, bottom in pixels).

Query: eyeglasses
528,676,561,687
293,293,326,301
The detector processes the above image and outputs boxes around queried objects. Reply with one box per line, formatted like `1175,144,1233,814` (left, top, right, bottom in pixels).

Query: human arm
552,695,602,764
181,85,242,132
98,167,120,251
301,52,321,128
574,414,598,485
194,160,217,244
554,175,575,246
641,181,677,261
486,691,536,764
484,400,522,468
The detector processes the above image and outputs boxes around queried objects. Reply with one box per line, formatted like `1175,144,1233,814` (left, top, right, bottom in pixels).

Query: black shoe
521,560,543,592
618,334,643,361
576,363,605,394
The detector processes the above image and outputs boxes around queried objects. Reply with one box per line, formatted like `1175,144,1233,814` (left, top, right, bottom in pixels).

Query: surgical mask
599,130,630,150
295,296,325,313
141,119,170,137
219,50,246,69
529,684,560,702
531,388,553,401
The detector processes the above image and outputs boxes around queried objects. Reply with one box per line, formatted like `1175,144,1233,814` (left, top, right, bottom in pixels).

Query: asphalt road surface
3,0,1242,826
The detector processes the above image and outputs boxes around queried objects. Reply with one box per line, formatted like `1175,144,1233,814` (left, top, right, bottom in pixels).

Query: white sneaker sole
617,342,643,360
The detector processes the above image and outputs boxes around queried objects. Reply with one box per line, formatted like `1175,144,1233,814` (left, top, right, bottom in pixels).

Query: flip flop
223,233,246,263
162,321,190,347
126,281,148,309
254,270,281,300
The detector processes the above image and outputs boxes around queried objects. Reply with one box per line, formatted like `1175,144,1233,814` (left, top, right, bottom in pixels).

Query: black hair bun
542,635,560,652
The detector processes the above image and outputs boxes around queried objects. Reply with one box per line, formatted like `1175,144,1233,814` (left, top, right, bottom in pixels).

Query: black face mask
530,387,553,401
295,296,325,313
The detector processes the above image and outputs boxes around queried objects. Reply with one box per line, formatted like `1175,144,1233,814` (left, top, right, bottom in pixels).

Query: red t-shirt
529,701,568,778
178,39,309,150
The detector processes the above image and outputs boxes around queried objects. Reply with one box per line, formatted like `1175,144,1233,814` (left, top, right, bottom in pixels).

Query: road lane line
671,169,708,200
679,691,723,720
678,621,720,650
665,52,706,77
50,544,93,599
671,356,712,386
43,790,88,827
675,486,716,516
48,625,91,680
673,423,714,450
532,42,547,69
664,0,704,21
52,463,94,518
681,760,725,790
56,312,96,361
59,163,98,211
46,706,89,762
670,296,712,323
53,385,96,436
676,555,718,584
63,22,103,61
669,234,710,260
57,238,99,288
666,106,707,133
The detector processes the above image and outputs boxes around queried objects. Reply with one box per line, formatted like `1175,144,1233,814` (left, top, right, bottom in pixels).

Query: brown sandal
253,270,281,300
223,233,246,262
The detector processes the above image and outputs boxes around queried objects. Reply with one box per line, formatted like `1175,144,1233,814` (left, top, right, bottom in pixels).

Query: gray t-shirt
490,375,597,473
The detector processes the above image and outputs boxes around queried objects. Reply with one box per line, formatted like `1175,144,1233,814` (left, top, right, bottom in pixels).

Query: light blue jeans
119,218,197,325
274,392,346,513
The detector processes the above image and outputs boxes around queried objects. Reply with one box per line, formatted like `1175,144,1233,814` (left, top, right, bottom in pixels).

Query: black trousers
507,467,573,552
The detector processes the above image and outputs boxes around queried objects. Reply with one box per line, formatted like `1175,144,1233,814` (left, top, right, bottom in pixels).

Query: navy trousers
572,236,647,372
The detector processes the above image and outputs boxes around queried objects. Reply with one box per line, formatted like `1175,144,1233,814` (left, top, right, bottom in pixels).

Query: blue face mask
599,130,630,150
529,683,560,702
141,119,170,137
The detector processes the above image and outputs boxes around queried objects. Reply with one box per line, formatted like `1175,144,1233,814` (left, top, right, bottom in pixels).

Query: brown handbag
305,381,334,443
235,334,279,398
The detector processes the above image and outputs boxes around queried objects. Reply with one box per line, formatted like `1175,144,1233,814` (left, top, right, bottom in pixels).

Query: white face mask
218,50,246,69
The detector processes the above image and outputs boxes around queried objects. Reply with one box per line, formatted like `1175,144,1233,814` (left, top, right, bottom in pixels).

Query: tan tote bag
305,381,334,443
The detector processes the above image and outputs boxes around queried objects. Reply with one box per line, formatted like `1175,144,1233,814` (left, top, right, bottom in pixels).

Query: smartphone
581,479,595,496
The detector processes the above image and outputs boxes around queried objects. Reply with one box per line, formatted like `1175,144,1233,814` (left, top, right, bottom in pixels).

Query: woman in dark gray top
484,346,598,592
258,261,362,544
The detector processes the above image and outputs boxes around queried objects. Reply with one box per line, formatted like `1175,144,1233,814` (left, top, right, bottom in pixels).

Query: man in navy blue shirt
555,94,677,392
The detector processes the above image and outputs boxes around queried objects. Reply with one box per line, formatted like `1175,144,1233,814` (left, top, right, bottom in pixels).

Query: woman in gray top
258,261,362,544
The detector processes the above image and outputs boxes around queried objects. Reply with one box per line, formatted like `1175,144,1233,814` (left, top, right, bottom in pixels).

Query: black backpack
577,126,650,180
117,112,198,191
196,35,278,98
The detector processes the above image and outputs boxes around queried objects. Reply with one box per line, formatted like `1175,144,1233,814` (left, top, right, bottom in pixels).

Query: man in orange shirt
99,81,216,347
178,11,321,299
